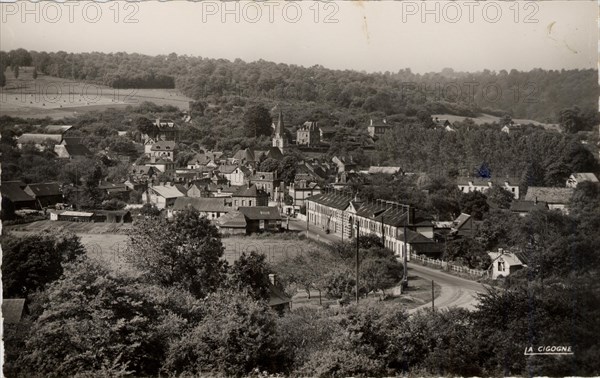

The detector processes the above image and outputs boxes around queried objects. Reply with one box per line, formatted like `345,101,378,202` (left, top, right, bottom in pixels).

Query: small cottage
488,249,528,279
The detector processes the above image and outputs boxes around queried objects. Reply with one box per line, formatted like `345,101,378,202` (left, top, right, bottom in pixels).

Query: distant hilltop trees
0,49,598,123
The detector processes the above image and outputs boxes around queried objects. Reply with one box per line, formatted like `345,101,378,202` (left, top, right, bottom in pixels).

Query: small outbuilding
487,249,529,279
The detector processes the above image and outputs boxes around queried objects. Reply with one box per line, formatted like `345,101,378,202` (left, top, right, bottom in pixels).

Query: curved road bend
288,218,487,312
407,263,486,314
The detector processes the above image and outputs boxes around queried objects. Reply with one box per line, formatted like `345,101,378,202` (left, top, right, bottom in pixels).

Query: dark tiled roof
371,206,428,228
453,213,471,229
44,125,72,134
240,166,252,176
1,182,35,203
151,141,177,151
219,165,239,174
130,165,155,175
306,192,352,210
62,137,82,145
402,229,434,244
524,187,574,204
17,133,62,144
238,206,281,220
265,147,283,160
173,197,230,212
354,201,387,218
64,144,92,157
233,148,256,162
25,183,61,197
221,185,241,193
319,126,336,133
510,200,549,213
217,210,247,228
234,185,259,197
94,209,131,216
309,193,431,227
268,280,291,306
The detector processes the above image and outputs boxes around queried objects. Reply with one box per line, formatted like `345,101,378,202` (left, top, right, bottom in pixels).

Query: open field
222,235,315,265
4,220,437,309
432,113,560,131
4,220,132,234
0,67,191,119
4,221,131,271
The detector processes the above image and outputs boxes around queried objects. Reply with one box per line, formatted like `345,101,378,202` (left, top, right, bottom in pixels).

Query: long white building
306,192,440,260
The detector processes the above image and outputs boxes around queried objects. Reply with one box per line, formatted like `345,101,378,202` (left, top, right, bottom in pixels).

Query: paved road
407,263,485,313
286,217,486,311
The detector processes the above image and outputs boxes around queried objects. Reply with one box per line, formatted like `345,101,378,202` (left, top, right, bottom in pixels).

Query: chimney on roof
498,248,504,255
268,273,277,286
370,119,373,126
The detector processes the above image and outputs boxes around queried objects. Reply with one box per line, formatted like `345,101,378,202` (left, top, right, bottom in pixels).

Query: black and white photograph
0,1,599,376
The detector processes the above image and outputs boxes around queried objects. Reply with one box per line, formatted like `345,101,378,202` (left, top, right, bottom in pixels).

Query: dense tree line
3,198,600,376
373,120,599,184
1,49,598,123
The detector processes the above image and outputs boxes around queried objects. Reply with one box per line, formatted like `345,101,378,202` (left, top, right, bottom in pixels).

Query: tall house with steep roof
272,111,288,153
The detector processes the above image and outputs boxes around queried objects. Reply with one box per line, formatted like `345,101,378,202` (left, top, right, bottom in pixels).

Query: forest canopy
1,49,598,123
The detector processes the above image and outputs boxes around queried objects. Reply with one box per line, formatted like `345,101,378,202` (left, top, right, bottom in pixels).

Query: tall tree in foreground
1,232,85,298
486,186,514,209
243,104,272,137
459,191,489,220
125,208,227,298
164,290,286,376
227,251,272,301
15,259,202,377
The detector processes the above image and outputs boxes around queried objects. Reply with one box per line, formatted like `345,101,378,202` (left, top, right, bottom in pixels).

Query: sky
0,1,597,74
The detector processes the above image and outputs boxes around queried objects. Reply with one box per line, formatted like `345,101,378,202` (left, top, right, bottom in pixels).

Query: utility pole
342,209,344,242
403,205,409,289
431,280,435,311
356,220,360,304
381,211,385,247
305,204,309,235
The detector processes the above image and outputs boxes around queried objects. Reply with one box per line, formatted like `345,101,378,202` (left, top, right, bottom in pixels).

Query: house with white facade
566,172,599,188
487,249,528,279
142,184,187,209
170,197,231,220
456,177,521,199
524,187,574,213
306,192,439,260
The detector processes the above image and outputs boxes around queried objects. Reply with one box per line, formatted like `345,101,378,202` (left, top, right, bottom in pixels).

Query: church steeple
272,108,287,153
275,110,284,135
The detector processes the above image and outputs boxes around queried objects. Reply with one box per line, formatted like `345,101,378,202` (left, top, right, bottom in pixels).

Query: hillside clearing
0,67,191,119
